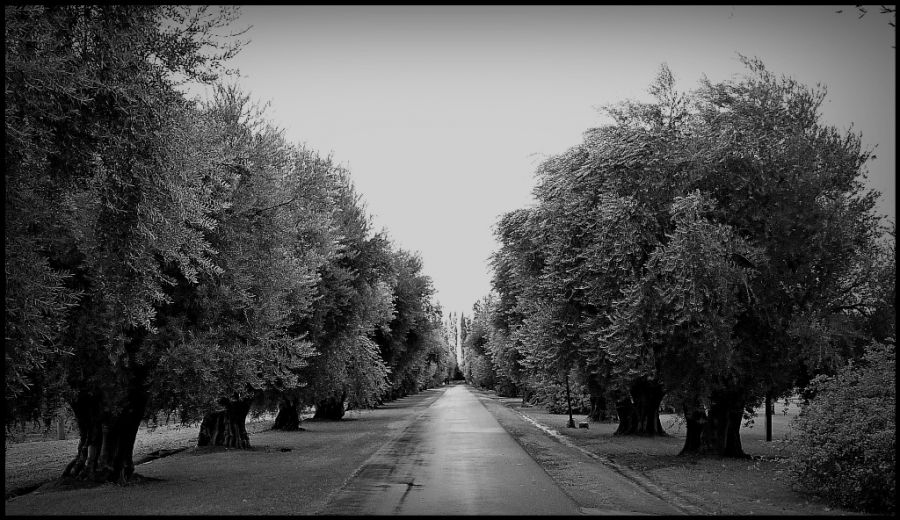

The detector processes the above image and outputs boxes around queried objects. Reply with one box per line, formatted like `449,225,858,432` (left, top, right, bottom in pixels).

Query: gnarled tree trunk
272,398,301,431
680,398,706,454
586,373,611,422
632,378,666,435
679,390,748,458
62,373,148,484
614,396,635,434
198,398,252,448
615,378,665,435
313,391,346,420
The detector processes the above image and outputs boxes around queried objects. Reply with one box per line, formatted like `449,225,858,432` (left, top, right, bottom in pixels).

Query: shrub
788,340,895,514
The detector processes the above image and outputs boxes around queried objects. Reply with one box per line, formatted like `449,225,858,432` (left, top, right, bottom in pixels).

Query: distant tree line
5,5,455,485
460,59,894,513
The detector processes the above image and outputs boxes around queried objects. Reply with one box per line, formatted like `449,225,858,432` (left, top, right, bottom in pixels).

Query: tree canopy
5,5,452,482
483,57,892,456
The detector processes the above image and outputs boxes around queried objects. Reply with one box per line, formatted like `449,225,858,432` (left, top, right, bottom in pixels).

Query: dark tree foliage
457,293,528,398
461,297,496,390
253,157,450,427
148,86,335,447
375,250,450,400
5,5,249,483
6,4,452,484
285,172,394,421
488,58,890,456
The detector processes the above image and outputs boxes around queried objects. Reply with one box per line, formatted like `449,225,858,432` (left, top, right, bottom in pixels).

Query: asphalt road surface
321,384,583,515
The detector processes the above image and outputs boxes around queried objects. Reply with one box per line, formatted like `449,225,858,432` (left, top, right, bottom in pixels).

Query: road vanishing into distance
321,384,579,515
320,384,686,515
6,383,695,515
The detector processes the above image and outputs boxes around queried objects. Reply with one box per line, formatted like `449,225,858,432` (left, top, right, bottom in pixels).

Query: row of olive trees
465,58,894,461
5,5,453,485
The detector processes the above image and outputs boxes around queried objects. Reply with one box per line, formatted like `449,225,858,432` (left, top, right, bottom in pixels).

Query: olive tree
5,5,249,482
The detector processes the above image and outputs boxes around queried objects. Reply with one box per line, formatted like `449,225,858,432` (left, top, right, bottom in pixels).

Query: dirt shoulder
4,388,445,515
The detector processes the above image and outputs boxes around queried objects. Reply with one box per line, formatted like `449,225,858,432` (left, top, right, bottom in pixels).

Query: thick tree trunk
198,399,252,449
679,391,749,458
632,378,666,435
723,407,747,458
614,397,636,435
313,392,346,420
680,404,706,454
62,380,148,484
58,323,153,485
615,378,665,436
272,399,301,431
586,374,611,422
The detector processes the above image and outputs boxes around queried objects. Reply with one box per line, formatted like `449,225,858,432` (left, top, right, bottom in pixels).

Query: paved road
320,384,582,515
6,384,689,515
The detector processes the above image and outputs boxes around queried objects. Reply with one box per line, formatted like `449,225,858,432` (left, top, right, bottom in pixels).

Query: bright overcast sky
189,5,895,317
